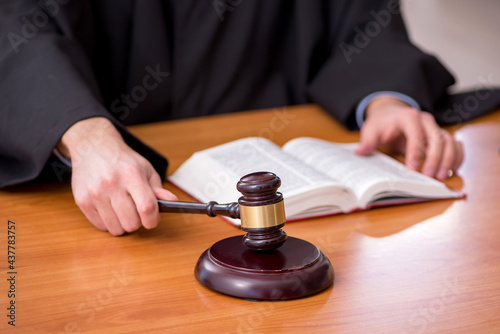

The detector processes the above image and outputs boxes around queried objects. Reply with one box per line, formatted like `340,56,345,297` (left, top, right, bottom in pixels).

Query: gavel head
237,172,288,251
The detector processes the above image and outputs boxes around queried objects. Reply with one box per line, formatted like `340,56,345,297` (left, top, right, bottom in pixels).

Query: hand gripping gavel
158,171,287,251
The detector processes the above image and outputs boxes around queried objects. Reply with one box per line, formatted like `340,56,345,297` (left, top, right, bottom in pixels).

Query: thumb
154,187,178,201
147,167,179,201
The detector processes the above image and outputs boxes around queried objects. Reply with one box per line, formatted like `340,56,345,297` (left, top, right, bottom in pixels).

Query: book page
282,137,459,207
169,137,355,221
203,137,335,195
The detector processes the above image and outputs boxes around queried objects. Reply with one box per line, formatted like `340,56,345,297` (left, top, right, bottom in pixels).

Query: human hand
57,117,177,235
355,96,463,180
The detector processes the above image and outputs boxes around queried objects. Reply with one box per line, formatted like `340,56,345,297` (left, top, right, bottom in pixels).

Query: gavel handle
157,200,240,219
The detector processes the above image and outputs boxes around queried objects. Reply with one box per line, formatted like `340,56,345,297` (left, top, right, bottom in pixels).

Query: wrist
57,117,123,160
365,96,414,119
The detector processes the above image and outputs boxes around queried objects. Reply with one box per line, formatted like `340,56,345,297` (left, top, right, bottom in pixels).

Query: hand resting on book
355,96,463,181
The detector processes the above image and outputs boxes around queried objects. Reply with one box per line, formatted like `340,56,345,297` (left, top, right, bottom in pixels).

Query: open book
168,137,463,226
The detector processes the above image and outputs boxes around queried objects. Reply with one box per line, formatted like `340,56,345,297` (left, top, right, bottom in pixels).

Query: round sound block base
194,236,334,300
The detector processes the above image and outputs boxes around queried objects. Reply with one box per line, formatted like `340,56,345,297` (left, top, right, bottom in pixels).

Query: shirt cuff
355,91,421,128
53,148,72,168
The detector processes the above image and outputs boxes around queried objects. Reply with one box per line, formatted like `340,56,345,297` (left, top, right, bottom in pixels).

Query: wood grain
1,104,499,333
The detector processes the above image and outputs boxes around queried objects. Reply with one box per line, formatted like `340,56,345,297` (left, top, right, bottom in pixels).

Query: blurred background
401,0,500,92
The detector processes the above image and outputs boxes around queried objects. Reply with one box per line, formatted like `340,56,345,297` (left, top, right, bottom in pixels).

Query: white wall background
401,0,500,92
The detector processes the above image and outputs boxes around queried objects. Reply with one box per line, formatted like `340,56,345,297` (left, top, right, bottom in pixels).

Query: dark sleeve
0,1,167,188
307,0,456,129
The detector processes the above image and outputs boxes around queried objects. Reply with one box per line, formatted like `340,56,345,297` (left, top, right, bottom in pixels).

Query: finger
154,187,178,201
111,194,142,233
435,133,456,180
81,206,108,232
95,198,125,236
355,120,383,155
421,128,445,178
74,193,108,232
130,192,160,230
401,111,427,170
128,181,161,230
149,171,178,201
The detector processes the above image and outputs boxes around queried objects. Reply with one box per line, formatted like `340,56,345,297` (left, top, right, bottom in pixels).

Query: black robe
1,0,499,187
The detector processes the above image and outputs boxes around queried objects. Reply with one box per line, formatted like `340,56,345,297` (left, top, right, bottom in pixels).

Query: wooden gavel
158,171,287,251
162,172,334,300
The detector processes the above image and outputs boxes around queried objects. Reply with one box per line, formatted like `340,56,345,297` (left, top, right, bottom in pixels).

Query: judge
1,0,497,235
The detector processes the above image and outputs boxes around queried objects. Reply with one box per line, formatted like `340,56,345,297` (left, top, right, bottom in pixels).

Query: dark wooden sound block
195,236,334,300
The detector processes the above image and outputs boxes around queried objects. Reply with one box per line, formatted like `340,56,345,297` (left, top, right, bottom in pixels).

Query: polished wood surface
1,105,499,333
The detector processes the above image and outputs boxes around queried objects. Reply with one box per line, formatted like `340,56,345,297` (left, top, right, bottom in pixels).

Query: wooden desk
1,105,499,333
